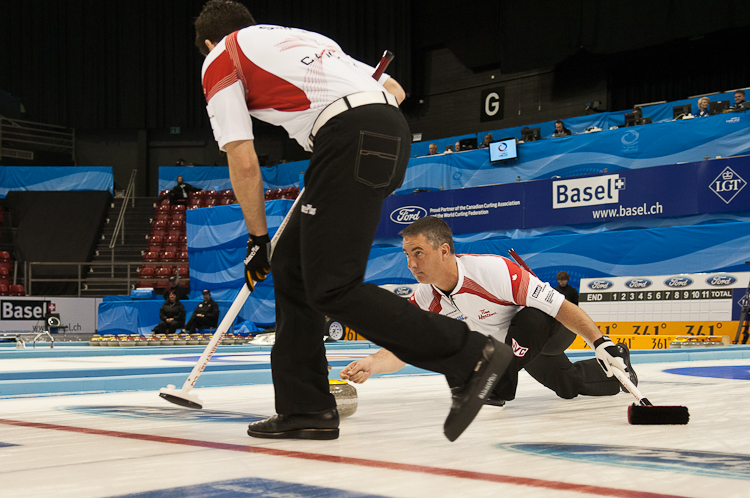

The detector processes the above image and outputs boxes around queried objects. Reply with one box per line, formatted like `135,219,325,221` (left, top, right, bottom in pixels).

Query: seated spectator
428,143,438,155
455,140,461,152
479,133,494,148
696,97,710,118
184,289,220,333
554,271,579,305
552,120,572,137
158,175,202,205
731,90,748,111
164,275,188,301
153,291,186,335
628,107,652,126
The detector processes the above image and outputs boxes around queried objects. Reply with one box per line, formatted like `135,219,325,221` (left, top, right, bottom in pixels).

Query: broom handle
612,368,651,406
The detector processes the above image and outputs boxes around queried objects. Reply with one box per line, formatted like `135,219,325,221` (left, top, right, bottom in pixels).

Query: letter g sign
480,87,504,122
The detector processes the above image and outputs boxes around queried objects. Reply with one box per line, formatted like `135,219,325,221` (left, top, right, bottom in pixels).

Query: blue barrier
0,166,113,198
161,111,750,197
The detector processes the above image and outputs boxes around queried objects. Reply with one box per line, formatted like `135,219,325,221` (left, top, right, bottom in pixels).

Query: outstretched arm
339,348,407,384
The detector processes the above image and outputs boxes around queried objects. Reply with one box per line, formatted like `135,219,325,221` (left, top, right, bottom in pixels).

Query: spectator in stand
164,275,188,301
175,158,186,166
454,140,461,152
168,175,202,204
479,133,494,148
184,289,220,333
428,143,438,155
696,97,710,118
552,120,572,137
731,90,748,111
554,271,579,305
153,291,186,335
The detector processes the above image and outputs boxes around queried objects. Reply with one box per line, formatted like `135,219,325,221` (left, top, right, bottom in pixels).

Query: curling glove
245,234,271,291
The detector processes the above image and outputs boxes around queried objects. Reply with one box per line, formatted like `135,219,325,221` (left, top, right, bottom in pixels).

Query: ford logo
664,277,693,288
706,275,737,286
588,280,614,290
390,206,427,224
394,286,413,296
625,278,652,289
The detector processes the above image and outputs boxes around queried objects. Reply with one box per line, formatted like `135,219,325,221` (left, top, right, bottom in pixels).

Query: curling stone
329,379,357,418
147,335,161,346
88,335,102,347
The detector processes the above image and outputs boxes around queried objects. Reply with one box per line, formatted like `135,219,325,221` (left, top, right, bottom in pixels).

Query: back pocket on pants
354,131,401,188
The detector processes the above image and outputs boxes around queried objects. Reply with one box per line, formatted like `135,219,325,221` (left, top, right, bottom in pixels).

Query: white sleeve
206,81,254,151
524,274,566,318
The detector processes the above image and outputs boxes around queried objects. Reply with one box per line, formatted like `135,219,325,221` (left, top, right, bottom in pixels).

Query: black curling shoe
247,407,340,440
444,337,513,442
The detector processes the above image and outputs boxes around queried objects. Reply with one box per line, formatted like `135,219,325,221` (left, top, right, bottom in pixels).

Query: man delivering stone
341,216,637,405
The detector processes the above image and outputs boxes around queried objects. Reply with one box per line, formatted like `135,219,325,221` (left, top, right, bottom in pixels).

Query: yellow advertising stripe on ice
569,333,733,349
594,321,737,337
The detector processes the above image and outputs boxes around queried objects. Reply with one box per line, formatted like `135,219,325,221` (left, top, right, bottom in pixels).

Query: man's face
557,279,568,287
699,99,708,110
203,293,210,302
429,144,437,154
555,122,563,132
402,234,448,285
735,92,745,104
177,176,184,184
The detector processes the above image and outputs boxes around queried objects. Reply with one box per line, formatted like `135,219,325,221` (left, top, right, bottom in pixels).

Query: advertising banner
376,156,750,237
0,297,101,333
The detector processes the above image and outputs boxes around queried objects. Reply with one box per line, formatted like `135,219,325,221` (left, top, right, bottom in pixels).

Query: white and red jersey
201,25,390,152
408,254,566,343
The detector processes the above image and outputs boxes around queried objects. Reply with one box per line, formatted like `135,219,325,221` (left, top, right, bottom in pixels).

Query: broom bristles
627,404,689,425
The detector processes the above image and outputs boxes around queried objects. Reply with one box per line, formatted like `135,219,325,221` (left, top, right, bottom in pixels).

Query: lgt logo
710,167,746,204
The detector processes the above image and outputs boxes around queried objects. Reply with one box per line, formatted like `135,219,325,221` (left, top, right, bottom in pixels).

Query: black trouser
153,320,183,335
270,103,489,415
185,315,214,333
492,308,620,401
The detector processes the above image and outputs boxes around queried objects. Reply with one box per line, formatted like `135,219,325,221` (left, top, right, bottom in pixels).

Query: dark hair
556,271,569,281
736,89,746,97
194,0,256,56
399,216,455,254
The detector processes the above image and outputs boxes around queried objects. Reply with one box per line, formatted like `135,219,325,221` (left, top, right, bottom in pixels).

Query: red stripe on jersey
503,259,530,306
225,31,311,112
456,277,515,307
203,50,239,104
428,287,443,313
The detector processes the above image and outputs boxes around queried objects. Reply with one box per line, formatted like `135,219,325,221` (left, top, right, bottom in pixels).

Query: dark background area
2,0,750,193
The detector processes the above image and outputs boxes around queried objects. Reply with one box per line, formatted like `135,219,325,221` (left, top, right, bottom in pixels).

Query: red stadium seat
188,198,204,208
156,201,171,212
204,189,219,199
176,251,189,262
0,278,10,289
153,213,170,222
152,220,167,231
179,236,188,244
138,266,155,278
164,235,180,248
219,197,234,205
0,251,10,263
171,212,186,222
177,265,189,278
171,204,186,214
148,235,164,245
159,190,169,197
204,198,217,207
146,243,162,254
167,229,182,238
219,189,234,199
160,251,176,262
9,285,25,296
168,219,184,229
143,251,160,262
0,267,10,278
0,285,8,296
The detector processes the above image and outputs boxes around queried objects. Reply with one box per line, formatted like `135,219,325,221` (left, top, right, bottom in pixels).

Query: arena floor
1,343,750,498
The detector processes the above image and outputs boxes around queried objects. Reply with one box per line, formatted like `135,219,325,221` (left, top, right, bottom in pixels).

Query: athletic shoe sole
247,427,339,440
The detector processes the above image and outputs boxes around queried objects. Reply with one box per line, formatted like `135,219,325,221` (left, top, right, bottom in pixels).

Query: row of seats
0,284,25,296
137,264,189,289
265,186,300,201
0,251,10,264
143,251,188,263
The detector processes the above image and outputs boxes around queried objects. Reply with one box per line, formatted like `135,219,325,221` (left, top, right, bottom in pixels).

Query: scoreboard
579,271,749,324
